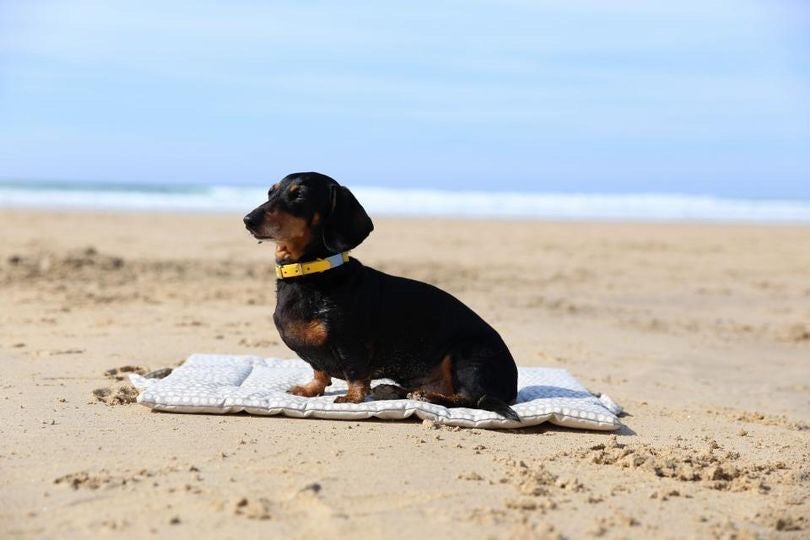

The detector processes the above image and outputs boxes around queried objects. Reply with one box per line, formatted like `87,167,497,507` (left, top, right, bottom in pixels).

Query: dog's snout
243,212,259,229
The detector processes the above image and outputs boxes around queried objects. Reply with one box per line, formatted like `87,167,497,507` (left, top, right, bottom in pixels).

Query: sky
0,1,808,197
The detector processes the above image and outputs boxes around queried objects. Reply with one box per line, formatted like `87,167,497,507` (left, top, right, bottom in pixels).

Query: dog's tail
477,395,520,422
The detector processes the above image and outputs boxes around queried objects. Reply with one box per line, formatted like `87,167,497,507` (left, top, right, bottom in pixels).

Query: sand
1,209,808,539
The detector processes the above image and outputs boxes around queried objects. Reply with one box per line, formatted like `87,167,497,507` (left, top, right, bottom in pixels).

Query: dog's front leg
328,345,371,403
334,378,371,403
288,369,332,397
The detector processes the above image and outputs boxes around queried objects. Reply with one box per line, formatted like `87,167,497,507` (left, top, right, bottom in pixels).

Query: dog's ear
322,185,373,252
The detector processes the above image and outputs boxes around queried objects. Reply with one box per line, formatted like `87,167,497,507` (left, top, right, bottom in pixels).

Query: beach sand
1,209,808,538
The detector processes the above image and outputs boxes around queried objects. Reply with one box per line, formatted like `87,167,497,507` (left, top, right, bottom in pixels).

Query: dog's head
243,172,374,263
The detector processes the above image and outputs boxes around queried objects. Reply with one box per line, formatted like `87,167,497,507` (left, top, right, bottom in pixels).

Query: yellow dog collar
275,252,350,279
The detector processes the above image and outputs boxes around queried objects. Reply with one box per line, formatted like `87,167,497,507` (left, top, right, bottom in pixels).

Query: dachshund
243,172,519,421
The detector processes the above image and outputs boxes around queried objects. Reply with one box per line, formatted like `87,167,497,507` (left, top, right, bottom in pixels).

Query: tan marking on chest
283,319,328,346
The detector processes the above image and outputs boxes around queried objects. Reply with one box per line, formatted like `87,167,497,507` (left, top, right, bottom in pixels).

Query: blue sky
1,1,808,197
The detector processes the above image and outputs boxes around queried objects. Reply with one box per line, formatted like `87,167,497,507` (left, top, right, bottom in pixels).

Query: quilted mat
129,354,623,430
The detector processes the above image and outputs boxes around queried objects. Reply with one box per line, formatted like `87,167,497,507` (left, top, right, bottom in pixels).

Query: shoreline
4,183,810,223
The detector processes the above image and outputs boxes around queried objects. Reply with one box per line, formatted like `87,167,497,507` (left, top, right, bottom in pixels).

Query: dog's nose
243,213,257,229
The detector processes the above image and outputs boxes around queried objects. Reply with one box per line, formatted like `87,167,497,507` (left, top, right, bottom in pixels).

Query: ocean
2,180,810,223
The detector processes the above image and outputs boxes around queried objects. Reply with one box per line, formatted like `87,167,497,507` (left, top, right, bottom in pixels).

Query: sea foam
1,181,809,223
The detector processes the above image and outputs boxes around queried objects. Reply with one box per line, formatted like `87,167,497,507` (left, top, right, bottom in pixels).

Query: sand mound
569,436,789,493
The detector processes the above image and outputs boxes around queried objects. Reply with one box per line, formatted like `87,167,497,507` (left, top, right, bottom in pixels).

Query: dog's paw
287,384,323,398
333,394,363,404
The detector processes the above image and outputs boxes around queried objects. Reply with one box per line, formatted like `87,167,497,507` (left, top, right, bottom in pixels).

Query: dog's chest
274,285,331,349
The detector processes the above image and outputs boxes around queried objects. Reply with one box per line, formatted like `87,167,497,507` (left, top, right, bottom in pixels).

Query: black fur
244,172,519,421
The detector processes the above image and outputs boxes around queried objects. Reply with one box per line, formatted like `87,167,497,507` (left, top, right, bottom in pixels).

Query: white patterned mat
130,354,623,430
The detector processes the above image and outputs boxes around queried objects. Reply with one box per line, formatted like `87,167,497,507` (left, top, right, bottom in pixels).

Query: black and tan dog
243,172,519,420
